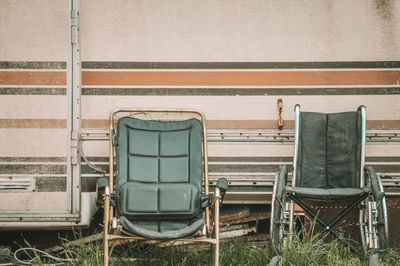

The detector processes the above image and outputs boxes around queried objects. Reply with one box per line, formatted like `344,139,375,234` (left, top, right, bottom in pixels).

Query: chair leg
213,242,219,266
288,201,295,243
213,187,221,266
103,235,109,266
103,187,110,266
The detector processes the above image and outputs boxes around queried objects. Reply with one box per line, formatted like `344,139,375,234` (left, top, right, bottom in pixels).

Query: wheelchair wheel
362,167,389,252
371,173,389,250
270,167,288,248
268,255,282,266
369,252,380,266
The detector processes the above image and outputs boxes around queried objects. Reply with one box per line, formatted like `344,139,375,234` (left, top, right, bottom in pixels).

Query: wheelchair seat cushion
285,186,370,200
116,117,204,219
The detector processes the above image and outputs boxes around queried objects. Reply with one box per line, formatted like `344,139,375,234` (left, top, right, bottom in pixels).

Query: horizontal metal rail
81,129,400,143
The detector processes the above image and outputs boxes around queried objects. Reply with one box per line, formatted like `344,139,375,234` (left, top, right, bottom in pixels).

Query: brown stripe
367,120,400,130
82,119,108,129
81,119,287,129
206,120,295,129
216,120,400,130
82,71,400,86
81,119,400,130
0,119,66,128
0,71,66,85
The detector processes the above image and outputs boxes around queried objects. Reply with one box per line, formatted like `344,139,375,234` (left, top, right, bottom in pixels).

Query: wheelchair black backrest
295,109,362,189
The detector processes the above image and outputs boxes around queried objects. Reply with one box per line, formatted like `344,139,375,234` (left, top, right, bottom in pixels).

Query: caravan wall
0,0,399,229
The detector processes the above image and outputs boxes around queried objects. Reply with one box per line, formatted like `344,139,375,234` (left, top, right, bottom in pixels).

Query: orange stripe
82,70,400,86
81,119,108,129
0,71,66,85
0,119,66,128
81,119,400,130
366,120,400,130
1,70,398,86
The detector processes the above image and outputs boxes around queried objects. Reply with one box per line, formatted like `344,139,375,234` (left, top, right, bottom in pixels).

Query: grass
13,232,400,265
274,234,365,266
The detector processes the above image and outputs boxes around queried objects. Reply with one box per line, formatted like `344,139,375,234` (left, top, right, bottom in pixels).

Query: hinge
71,130,79,165
112,129,118,146
71,10,79,44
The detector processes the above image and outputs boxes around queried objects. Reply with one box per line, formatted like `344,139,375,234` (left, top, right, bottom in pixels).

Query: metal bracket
71,10,79,44
111,129,118,146
277,99,283,130
71,130,79,165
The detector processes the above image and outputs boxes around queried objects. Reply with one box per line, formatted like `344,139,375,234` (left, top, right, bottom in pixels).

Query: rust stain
82,70,400,86
0,71,66,85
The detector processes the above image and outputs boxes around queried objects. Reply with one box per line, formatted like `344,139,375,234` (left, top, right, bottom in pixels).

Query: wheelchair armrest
279,166,288,180
277,165,288,188
365,166,385,200
96,177,109,207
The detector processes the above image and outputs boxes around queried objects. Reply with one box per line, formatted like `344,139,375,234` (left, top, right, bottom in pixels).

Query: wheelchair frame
270,105,389,259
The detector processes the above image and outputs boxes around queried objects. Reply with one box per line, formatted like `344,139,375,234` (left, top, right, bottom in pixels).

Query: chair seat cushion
118,183,200,219
285,186,370,200
120,216,204,239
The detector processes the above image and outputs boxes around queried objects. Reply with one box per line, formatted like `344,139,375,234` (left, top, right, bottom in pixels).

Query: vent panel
0,176,35,191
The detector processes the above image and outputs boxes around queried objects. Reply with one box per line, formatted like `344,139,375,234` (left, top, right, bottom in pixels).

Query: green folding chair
97,109,228,266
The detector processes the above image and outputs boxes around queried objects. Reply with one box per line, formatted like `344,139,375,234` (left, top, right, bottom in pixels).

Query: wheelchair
97,109,228,266
270,105,388,265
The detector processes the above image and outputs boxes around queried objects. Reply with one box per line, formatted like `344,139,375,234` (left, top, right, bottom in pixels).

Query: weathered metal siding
77,0,400,203
79,0,400,61
0,1,71,219
0,0,399,228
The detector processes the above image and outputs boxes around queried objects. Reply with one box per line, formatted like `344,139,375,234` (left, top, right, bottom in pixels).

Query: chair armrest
210,178,228,238
214,178,229,205
216,178,228,193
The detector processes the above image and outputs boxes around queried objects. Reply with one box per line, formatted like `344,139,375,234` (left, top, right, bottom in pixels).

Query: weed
11,232,400,265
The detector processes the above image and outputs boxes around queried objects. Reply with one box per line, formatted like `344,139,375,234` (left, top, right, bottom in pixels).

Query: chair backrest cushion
116,117,203,219
295,110,362,189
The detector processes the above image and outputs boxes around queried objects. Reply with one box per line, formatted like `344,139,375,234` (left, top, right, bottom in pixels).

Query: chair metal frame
270,105,388,256
101,108,224,266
